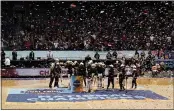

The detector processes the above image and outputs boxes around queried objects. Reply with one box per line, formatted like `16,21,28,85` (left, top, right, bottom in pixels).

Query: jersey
50,63,61,77
77,65,86,76
97,66,105,74
125,66,132,76
88,67,97,77
108,67,115,78
65,64,73,75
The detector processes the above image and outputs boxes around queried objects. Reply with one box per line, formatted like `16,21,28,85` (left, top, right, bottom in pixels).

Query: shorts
98,73,103,79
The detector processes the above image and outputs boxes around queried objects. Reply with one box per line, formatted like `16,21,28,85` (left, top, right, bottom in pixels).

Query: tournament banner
70,76,83,93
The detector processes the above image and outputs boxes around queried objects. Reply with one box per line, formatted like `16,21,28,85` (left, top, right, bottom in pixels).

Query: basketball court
1,77,174,109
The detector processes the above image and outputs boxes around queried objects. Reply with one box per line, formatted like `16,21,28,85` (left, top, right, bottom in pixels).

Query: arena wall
4,51,149,60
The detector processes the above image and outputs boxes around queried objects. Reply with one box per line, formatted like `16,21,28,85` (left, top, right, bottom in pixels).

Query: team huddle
48,58,148,92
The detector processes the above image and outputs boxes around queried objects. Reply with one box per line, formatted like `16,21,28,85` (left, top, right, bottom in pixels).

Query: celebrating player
49,61,61,88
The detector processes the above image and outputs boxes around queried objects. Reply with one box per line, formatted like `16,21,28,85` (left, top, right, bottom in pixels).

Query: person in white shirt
47,50,53,60
4,57,10,67
167,36,171,43
150,35,154,41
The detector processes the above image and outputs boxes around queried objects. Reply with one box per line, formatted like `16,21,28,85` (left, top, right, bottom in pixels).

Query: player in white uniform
125,64,133,90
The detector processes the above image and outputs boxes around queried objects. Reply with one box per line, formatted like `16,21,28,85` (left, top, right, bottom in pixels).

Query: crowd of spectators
1,1,174,51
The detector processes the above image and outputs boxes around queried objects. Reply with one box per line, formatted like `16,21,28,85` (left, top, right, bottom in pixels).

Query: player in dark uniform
97,62,105,89
87,63,97,92
73,61,79,76
145,54,153,71
77,62,86,86
101,63,106,88
114,60,120,80
93,63,99,86
131,63,138,89
107,64,115,90
49,62,61,88
119,64,125,91
86,62,92,92
65,61,73,77
65,61,73,88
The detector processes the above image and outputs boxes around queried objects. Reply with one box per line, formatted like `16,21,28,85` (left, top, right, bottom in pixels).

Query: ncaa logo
73,80,81,87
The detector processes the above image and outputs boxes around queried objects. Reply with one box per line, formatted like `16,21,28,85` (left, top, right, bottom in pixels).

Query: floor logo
6,88,168,103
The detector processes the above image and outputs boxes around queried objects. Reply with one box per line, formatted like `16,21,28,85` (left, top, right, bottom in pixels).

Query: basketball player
97,62,104,89
131,63,138,89
65,61,73,88
92,63,98,87
87,63,97,92
73,61,79,76
101,62,106,88
125,64,133,90
77,62,86,86
119,64,125,91
49,62,61,88
152,64,158,77
115,60,120,82
107,64,115,90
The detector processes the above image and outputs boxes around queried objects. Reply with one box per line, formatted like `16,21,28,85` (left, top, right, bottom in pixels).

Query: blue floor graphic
2,78,46,80
6,88,168,103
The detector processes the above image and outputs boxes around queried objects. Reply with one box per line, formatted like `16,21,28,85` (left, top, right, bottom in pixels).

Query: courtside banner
1,68,18,77
1,68,68,77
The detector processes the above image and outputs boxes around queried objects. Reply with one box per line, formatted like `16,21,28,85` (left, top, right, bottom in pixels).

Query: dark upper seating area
1,1,174,51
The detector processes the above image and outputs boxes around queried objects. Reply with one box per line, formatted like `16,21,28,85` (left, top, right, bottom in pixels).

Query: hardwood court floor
1,77,174,109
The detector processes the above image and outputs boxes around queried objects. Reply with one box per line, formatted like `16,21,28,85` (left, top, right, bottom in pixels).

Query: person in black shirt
140,51,145,59
85,55,92,67
107,64,115,90
135,50,139,59
94,52,100,60
112,51,117,59
85,55,92,61
1,49,6,67
106,51,112,59
12,49,17,60
29,50,35,60
49,62,61,88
